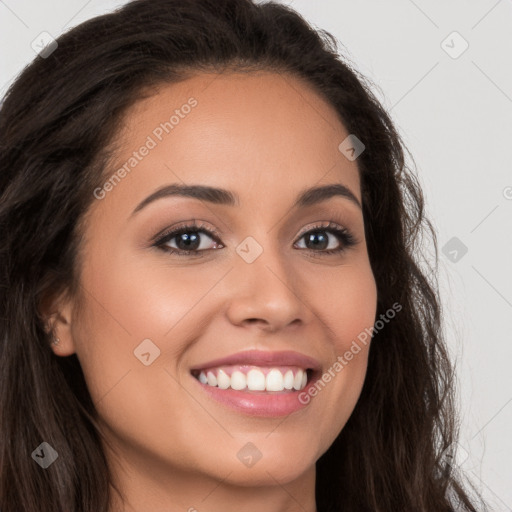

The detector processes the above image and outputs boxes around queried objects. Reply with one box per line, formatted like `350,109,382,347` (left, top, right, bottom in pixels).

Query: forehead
94,71,361,218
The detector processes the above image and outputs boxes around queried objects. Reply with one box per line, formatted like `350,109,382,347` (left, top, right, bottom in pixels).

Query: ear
39,288,78,357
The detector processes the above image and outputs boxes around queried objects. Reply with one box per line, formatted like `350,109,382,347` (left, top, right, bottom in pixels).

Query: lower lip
192,373,317,417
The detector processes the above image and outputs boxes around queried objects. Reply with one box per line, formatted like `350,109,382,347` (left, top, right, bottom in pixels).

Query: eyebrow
130,182,362,218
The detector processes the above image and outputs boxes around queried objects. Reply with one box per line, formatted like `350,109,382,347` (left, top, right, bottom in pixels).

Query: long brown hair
0,0,486,510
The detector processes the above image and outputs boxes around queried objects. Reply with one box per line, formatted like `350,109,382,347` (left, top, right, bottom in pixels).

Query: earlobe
44,311,76,356
40,291,78,356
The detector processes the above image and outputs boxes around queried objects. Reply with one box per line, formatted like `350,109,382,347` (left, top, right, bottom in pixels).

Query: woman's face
53,71,377,501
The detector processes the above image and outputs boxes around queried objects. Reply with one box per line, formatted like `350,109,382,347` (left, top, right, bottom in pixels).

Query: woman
0,0,486,510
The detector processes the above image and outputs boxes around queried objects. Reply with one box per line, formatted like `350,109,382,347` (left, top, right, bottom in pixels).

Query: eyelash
153,221,358,258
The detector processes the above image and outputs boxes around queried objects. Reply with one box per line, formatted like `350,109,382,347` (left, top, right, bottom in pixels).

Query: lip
189,349,321,373
190,349,322,417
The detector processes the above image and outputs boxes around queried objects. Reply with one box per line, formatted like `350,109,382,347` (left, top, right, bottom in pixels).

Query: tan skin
44,71,377,512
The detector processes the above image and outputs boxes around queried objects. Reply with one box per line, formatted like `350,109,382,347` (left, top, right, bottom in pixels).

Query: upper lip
190,350,321,372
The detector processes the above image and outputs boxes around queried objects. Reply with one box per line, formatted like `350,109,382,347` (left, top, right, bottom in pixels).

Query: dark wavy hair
0,0,486,510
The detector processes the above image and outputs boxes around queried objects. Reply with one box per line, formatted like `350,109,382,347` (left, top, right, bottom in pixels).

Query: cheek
299,258,377,435
329,260,377,392
71,244,233,411
309,257,378,352
71,251,212,454
334,271,377,354
75,245,210,356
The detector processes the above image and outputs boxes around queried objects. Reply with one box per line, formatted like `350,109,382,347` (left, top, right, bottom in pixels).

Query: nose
224,243,310,333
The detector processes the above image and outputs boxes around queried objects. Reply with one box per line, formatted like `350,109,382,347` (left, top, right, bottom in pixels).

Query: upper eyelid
155,220,351,246
150,205,358,239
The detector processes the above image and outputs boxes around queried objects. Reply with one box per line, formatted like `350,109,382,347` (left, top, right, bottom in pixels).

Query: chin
206,438,320,486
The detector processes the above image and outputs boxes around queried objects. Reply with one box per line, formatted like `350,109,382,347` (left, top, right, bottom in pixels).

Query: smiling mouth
191,365,314,393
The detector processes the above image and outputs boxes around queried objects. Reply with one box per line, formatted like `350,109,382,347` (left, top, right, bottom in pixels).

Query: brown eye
154,223,223,256
294,222,357,255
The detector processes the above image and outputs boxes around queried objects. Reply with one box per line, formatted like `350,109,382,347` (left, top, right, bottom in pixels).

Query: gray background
1,0,511,509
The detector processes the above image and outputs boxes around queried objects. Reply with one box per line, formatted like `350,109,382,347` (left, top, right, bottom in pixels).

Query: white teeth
293,369,304,391
206,371,217,387
283,370,294,389
266,369,284,392
217,369,230,389
196,367,309,392
246,369,266,391
230,370,247,390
